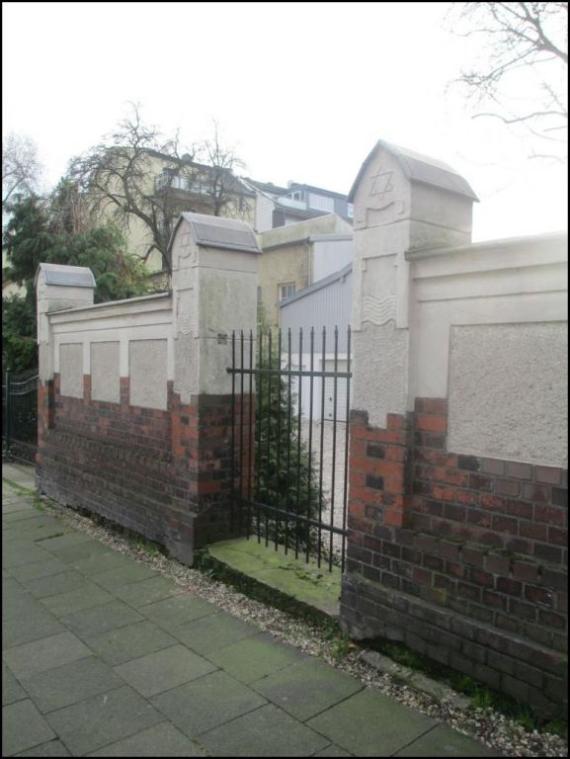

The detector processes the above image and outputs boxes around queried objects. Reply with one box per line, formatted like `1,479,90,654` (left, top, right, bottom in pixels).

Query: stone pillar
167,212,259,561
35,264,96,470
342,140,476,633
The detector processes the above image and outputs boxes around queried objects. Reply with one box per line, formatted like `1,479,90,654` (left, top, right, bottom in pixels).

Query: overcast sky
3,1,567,242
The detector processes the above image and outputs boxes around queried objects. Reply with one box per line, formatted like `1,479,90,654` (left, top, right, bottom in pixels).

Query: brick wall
342,399,568,717
36,375,236,564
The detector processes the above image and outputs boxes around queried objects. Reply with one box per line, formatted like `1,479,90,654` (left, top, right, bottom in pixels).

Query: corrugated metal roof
179,212,260,254
243,177,289,195
34,263,96,288
280,263,353,307
348,140,478,202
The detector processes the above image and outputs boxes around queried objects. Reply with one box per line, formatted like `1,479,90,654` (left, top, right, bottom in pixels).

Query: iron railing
228,326,352,571
2,369,39,463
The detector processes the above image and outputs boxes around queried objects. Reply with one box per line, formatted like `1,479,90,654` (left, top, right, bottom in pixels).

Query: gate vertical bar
239,331,245,516
256,329,263,542
317,328,326,568
306,327,315,562
266,329,272,546
230,333,236,531
5,371,11,455
275,328,282,552
341,326,352,571
285,328,292,556
247,329,254,538
329,326,339,571
295,328,303,559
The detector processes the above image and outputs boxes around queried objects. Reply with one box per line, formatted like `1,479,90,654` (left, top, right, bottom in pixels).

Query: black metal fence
2,370,39,463
228,326,352,572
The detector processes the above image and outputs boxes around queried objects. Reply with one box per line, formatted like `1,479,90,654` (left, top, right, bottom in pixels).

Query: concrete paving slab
9,557,68,583
61,600,144,638
2,699,56,756
3,599,66,649
114,644,217,697
141,594,218,631
252,657,363,721
40,582,114,617
2,510,41,525
45,685,164,756
151,669,266,737
170,611,259,655
307,688,436,757
2,577,27,598
4,514,66,534
45,539,117,563
2,542,53,569
3,631,91,680
91,563,158,591
24,570,88,599
199,703,329,757
84,620,178,666
394,724,500,756
314,745,353,757
72,551,135,577
207,632,307,684
2,663,26,706
14,739,71,757
20,655,124,713
34,531,94,552
113,576,183,608
87,722,206,757
2,464,36,489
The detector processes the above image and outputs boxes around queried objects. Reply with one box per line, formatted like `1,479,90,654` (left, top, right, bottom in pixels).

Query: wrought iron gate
228,326,352,571
2,370,39,463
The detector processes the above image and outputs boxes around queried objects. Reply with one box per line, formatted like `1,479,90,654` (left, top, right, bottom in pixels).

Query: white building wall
312,236,353,282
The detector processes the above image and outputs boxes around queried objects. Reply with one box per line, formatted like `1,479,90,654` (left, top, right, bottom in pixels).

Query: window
346,202,354,218
279,282,296,301
308,193,335,212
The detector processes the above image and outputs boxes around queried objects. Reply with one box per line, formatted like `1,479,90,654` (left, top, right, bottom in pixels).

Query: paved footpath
2,463,497,757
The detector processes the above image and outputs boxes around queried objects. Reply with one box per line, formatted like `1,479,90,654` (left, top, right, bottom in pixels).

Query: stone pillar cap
170,212,261,255
34,263,96,289
348,139,479,203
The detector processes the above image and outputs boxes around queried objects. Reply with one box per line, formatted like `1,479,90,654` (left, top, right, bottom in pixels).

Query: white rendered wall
49,293,174,410
408,232,568,467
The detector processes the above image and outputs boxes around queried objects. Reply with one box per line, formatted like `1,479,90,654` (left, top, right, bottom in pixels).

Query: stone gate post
168,212,260,560
342,140,477,634
35,264,96,471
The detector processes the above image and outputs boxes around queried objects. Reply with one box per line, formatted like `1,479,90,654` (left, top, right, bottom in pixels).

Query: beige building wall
258,214,353,326
94,152,257,275
258,242,311,327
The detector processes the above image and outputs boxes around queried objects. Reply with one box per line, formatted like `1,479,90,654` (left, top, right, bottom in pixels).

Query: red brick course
37,375,239,563
342,398,568,717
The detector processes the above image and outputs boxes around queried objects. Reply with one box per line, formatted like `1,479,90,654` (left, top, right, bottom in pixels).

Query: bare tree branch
2,134,43,204
68,105,248,277
448,2,568,154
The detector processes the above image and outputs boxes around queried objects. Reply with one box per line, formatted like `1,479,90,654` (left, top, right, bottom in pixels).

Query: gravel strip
31,491,568,758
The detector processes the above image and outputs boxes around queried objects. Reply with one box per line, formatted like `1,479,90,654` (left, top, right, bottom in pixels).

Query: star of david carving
370,170,394,198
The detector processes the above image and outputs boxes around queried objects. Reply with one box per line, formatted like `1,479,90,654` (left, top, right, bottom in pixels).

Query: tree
234,316,326,560
69,105,249,274
2,133,43,204
2,194,149,372
449,2,568,157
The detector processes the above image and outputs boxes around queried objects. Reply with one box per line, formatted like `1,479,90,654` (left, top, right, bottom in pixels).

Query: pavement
2,462,497,757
